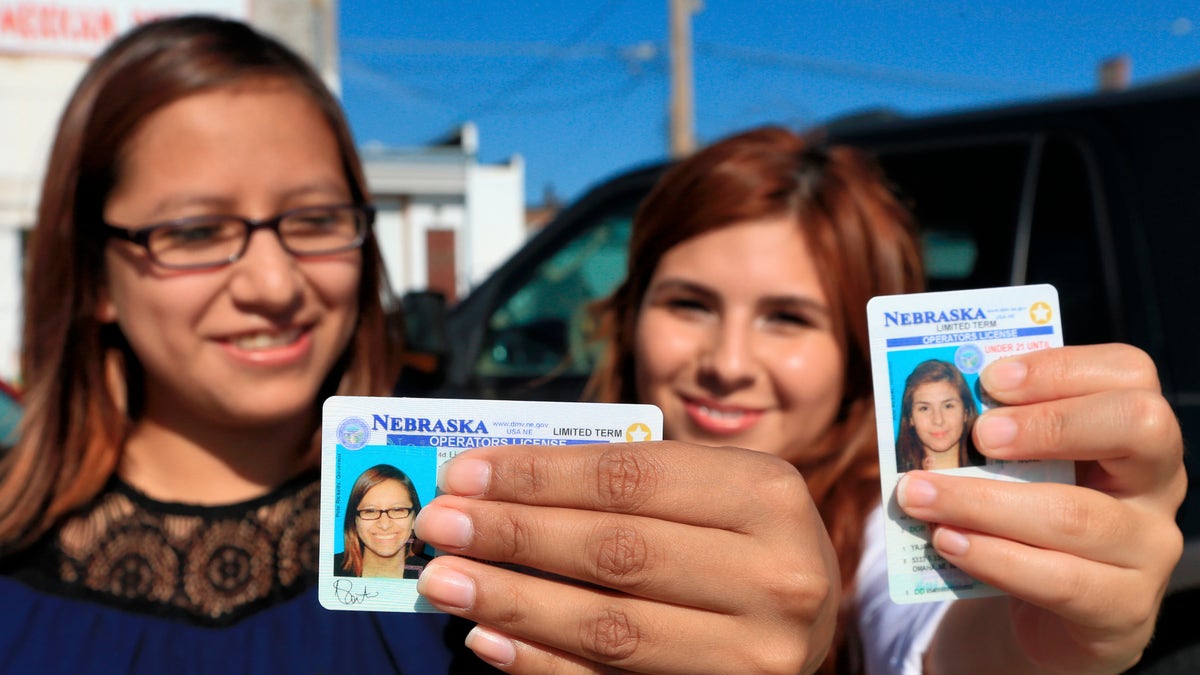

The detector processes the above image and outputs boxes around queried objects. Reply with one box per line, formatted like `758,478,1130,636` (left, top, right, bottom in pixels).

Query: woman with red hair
583,125,1184,673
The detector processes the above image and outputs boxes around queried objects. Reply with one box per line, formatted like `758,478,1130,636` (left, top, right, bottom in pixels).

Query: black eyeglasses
356,506,414,520
102,204,375,270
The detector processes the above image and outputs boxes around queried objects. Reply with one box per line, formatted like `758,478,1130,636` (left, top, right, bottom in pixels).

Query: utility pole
1098,54,1131,92
669,0,700,157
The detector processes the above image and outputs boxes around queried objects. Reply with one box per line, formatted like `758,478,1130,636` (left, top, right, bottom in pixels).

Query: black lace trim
1,470,322,627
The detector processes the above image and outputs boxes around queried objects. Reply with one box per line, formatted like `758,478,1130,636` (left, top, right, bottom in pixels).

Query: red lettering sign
0,3,117,46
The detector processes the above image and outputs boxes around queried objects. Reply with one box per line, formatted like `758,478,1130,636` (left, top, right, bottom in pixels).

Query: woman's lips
227,327,304,350
217,326,312,365
683,398,764,435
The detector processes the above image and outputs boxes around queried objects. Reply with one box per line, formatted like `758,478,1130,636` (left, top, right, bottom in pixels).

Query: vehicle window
474,215,632,378
877,141,1029,291
1024,138,1116,344
0,382,19,446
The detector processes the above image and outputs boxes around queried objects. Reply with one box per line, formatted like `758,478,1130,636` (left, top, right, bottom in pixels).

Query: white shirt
856,503,953,674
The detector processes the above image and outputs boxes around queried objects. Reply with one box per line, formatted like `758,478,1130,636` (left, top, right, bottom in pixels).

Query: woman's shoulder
403,546,434,579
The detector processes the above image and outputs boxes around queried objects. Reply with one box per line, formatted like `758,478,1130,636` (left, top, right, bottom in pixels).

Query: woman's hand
414,440,840,674
897,344,1186,673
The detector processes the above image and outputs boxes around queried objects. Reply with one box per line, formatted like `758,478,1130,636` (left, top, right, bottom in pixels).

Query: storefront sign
1,0,247,57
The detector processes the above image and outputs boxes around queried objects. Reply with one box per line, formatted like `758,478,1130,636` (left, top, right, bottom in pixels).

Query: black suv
410,79,1198,487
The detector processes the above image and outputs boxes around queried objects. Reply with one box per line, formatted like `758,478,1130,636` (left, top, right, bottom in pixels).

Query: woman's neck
119,409,316,505
922,447,960,471
361,549,411,578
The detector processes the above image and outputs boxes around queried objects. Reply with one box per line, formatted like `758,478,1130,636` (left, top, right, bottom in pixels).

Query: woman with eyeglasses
338,464,429,579
0,14,842,675
0,14,451,674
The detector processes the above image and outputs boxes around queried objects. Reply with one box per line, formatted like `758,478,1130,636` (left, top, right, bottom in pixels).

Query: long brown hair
340,464,423,577
896,359,981,472
586,126,923,672
0,15,401,552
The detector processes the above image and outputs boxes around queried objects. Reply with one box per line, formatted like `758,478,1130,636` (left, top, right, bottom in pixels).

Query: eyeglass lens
356,507,414,520
148,205,366,268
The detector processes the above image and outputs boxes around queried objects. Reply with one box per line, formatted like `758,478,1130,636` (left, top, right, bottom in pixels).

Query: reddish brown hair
586,126,924,671
0,16,401,551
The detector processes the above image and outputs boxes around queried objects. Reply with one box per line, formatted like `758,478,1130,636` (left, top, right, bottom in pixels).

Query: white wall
465,154,525,292
0,232,22,378
371,199,406,296
364,143,525,301
0,56,89,382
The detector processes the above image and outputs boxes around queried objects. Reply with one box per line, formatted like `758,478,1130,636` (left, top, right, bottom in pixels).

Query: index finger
980,343,1161,406
437,440,814,531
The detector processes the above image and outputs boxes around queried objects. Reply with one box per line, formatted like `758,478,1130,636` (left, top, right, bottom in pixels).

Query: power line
343,37,630,61
698,42,1052,95
479,70,656,114
457,0,631,122
345,36,1051,96
340,57,464,107
343,43,661,115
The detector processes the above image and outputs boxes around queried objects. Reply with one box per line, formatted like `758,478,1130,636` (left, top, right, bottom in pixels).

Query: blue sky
338,1,1200,205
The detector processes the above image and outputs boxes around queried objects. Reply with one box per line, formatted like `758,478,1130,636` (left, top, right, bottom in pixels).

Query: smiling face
99,80,361,433
910,380,966,455
355,479,416,564
633,217,845,465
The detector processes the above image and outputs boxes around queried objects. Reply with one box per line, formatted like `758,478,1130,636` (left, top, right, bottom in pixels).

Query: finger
979,344,1161,406
928,527,1163,660
417,555,824,675
972,388,1184,500
414,495,757,611
437,440,814,531
895,472,1182,571
461,625,606,675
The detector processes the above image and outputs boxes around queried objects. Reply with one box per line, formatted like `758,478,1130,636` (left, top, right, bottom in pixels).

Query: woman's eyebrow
133,194,230,221
646,278,717,298
759,295,830,314
132,180,351,221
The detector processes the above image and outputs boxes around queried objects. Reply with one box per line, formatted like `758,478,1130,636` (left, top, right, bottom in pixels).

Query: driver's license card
866,284,1074,604
318,396,663,612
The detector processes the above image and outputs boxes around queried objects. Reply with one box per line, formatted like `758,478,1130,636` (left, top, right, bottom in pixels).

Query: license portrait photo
889,346,988,473
333,447,436,579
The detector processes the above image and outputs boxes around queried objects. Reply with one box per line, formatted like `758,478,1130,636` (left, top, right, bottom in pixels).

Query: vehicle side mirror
394,290,448,395
401,290,448,356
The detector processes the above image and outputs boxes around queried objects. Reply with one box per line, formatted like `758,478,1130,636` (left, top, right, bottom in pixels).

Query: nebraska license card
866,284,1075,604
318,397,663,613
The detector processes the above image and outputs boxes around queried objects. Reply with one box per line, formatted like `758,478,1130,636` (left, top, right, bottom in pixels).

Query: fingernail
976,413,1018,450
897,474,937,509
934,527,970,556
414,505,473,549
417,562,476,610
466,625,517,668
983,359,1027,393
439,457,490,496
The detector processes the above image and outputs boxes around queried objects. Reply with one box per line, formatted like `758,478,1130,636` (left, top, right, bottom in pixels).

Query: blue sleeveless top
0,472,487,674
